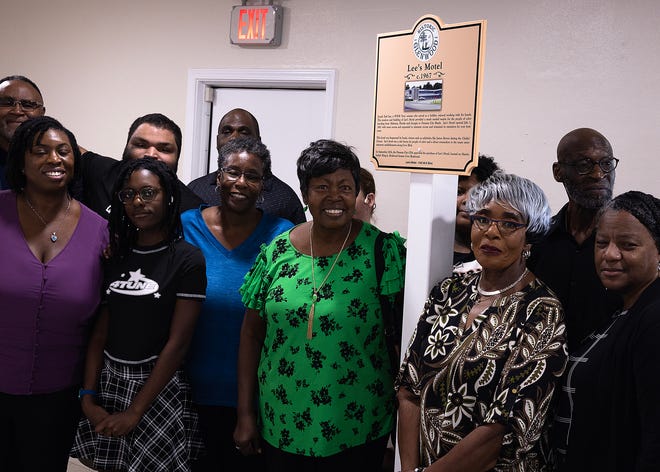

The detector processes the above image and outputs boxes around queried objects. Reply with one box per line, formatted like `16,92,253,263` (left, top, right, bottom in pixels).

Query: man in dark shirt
528,128,621,350
0,76,46,190
187,108,305,224
79,113,203,218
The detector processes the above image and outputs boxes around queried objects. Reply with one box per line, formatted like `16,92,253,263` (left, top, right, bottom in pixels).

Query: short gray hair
465,171,551,243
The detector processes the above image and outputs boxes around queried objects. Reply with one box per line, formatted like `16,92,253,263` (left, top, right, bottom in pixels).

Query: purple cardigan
0,190,108,395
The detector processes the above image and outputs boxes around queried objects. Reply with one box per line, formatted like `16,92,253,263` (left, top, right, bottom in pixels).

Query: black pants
192,404,266,472
0,387,80,472
262,433,389,472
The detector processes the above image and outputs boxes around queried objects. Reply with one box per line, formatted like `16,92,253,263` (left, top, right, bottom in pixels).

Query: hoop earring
214,185,220,195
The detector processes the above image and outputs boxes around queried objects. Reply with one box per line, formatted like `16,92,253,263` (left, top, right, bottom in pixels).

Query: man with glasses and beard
528,128,622,351
0,76,46,189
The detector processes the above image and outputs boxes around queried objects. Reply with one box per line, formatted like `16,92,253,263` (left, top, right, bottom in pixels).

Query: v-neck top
396,271,567,470
182,206,293,406
0,190,108,394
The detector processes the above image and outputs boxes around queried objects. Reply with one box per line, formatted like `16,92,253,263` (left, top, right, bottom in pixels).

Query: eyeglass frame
0,96,44,111
117,186,162,204
558,157,619,175
219,167,263,184
469,214,527,235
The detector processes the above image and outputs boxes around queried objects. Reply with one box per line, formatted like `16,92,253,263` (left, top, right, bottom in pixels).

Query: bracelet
78,389,97,400
414,467,426,472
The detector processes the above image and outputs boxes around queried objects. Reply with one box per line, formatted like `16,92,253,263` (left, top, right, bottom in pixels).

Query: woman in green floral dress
234,139,405,471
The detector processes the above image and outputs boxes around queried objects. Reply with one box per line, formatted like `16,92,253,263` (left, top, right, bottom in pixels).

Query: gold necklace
308,221,353,339
24,194,72,243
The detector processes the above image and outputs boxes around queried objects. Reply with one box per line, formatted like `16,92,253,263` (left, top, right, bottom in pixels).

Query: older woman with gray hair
396,172,568,472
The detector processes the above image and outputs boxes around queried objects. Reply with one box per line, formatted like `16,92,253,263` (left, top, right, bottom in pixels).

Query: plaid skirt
70,356,203,471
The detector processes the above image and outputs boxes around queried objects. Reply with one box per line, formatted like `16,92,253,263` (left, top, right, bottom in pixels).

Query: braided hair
108,157,182,259
6,116,81,192
605,191,660,251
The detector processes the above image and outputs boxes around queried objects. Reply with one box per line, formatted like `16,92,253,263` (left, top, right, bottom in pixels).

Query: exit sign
230,5,283,46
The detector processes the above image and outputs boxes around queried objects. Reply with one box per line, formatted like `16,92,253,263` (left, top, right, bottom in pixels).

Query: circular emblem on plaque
413,22,439,62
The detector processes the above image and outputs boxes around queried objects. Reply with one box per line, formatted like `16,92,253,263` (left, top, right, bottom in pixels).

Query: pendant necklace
24,194,72,243
477,268,528,297
308,221,352,339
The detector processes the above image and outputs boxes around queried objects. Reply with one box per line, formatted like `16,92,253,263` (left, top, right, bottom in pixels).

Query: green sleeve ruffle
239,243,270,311
380,230,406,296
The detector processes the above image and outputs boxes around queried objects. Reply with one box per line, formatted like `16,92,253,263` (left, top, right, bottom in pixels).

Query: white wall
3,0,659,234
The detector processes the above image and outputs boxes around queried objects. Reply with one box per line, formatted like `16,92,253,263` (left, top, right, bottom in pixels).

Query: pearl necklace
307,221,352,339
477,268,528,296
24,194,72,243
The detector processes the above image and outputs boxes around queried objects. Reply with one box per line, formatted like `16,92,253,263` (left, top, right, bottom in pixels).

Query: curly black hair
218,136,272,179
296,139,360,197
471,154,500,183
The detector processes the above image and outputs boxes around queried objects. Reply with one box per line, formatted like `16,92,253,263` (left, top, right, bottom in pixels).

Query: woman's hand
235,309,267,456
233,412,262,456
81,398,109,427
94,409,142,437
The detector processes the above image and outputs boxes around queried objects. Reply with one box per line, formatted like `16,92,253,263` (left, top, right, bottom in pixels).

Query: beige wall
3,0,658,234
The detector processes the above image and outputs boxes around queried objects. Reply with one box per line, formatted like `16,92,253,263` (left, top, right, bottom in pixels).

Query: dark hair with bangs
296,139,361,197
6,116,81,192
108,157,182,259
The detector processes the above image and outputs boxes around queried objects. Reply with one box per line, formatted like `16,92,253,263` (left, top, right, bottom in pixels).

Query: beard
563,181,612,209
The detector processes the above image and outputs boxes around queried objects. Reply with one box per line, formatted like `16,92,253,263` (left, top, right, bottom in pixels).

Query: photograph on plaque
372,15,486,175
404,80,443,112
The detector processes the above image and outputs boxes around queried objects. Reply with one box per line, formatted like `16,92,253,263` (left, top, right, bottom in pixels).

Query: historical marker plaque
372,15,486,175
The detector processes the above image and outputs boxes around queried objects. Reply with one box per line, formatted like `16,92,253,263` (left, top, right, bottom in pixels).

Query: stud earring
303,205,308,212
522,248,531,260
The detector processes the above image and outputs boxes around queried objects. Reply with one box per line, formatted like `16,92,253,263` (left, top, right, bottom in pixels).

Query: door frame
182,68,336,182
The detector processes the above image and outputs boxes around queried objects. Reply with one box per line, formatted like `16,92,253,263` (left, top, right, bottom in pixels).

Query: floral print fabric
396,272,567,471
241,223,406,457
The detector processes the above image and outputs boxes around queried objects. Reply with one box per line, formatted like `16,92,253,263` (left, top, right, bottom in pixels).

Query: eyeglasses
118,186,161,204
470,215,527,235
220,167,263,184
559,157,619,175
0,96,43,111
